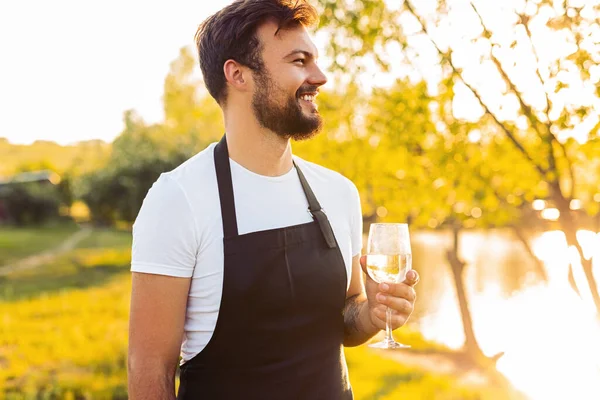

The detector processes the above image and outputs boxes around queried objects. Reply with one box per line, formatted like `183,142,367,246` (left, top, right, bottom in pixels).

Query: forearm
128,362,177,400
342,294,379,347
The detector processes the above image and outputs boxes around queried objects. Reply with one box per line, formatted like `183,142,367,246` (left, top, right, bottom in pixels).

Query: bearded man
127,1,419,399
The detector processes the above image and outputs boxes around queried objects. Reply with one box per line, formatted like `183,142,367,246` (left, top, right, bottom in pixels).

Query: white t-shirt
131,142,363,363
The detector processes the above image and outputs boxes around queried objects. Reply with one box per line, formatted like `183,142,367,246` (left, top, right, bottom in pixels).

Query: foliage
75,48,224,225
0,182,63,226
0,138,110,178
75,114,190,225
315,0,600,312
294,78,527,232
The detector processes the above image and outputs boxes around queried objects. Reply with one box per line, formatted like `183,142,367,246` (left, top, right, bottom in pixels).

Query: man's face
251,21,328,140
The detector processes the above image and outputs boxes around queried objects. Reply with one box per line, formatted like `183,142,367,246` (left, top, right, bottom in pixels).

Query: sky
0,0,232,145
0,0,460,146
1,0,597,146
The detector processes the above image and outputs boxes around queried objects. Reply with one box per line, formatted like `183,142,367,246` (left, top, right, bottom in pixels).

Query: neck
223,103,293,177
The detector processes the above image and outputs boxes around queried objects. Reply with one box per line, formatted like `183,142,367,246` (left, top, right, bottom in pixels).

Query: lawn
0,223,80,265
0,227,521,399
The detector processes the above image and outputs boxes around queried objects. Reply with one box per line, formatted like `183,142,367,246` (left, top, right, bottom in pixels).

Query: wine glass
366,223,412,349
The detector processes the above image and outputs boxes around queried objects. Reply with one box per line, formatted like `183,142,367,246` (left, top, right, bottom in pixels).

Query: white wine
365,223,413,349
366,254,412,283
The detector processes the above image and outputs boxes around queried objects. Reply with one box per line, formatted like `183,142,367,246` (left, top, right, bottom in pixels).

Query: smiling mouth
298,92,318,110
299,93,316,102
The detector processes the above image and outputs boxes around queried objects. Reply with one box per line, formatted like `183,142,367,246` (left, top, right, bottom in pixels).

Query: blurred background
1,0,599,399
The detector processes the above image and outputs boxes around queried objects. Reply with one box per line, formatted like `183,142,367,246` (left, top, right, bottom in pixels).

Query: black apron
177,135,352,400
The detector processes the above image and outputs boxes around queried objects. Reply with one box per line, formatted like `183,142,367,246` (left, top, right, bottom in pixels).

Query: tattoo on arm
343,294,362,340
343,294,378,346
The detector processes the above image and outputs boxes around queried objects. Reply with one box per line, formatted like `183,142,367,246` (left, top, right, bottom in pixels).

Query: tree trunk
511,226,548,282
549,182,600,316
563,225,600,315
446,224,485,361
568,263,581,298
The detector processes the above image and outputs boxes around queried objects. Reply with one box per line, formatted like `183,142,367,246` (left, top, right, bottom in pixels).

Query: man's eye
294,59,306,65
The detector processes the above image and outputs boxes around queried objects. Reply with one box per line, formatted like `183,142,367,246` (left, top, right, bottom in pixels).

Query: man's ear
223,59,252,93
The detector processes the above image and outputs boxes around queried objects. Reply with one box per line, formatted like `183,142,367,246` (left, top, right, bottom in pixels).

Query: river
407,229,600,400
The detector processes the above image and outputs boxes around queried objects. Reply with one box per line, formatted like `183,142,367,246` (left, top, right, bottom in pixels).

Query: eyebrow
283,49,318,60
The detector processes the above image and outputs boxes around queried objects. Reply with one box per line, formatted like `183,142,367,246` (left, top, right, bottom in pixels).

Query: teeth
300,94,315,102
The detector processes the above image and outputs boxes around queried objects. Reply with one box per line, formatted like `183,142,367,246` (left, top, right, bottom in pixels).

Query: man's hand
360,255,419,331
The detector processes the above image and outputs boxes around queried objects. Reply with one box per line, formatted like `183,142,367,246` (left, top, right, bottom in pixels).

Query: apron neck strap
292,160,322,213
214,134,239,238
214,134,337,248
293,161,337,248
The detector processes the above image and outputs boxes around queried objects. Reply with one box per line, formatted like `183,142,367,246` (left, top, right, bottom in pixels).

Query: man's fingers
378,282,416,303
368,268,419,332
404,270,420,286
373,308,408,328
376,294,414,314
370,313,387,330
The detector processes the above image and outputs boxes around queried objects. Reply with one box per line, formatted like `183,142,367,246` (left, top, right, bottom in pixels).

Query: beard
251,70,322,141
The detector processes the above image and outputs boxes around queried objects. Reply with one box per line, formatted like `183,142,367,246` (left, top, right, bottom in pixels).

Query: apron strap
293,161,337,249
214,135,239,238
214,133,337,249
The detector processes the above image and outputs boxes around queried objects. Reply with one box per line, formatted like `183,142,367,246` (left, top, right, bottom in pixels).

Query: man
128,1,419,399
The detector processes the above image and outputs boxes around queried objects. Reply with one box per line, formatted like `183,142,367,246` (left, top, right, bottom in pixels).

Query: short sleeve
348,180,363,257
131,174,198,278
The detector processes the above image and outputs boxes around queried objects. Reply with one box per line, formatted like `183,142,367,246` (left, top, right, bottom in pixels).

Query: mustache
297,85,319,96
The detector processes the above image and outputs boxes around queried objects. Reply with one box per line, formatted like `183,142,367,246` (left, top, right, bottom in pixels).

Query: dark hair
195,0,318,105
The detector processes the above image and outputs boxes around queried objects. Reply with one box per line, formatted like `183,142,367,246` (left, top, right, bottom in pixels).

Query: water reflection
410,229,600,400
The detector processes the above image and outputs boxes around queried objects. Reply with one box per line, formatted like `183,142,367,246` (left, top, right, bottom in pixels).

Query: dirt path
0,227,92,277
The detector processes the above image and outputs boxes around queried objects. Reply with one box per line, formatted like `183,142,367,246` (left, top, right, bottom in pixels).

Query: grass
0,223,80,265
344,346,518,400
0,228,132,302
0,227,521,399
75,228,132,250
0,228,132,399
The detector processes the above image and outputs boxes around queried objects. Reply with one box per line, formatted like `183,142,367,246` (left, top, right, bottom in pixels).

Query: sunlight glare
421,230,600,400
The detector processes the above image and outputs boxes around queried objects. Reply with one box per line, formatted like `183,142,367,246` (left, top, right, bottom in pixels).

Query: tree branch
403,0,548,178
517,11,552,119
515,8,575,197
474,2,564,197
469,3,545,139
471,2,574,200
512,225,549,282
555,138,576,200
469,2,568,198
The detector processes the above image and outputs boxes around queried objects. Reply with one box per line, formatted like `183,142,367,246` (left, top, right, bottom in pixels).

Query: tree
162,47,224,152
1,182,61,225
77,47,225,225
316,0,600,316
77,112,189,225
296,77,522,361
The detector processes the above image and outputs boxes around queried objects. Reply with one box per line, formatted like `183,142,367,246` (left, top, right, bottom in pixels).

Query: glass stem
386,306,394,342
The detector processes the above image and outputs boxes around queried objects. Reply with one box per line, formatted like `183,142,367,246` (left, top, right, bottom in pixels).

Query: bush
0,182,61,226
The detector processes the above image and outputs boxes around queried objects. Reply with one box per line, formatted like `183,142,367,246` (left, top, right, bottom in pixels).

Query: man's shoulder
162,142,217,188
138,142,219,227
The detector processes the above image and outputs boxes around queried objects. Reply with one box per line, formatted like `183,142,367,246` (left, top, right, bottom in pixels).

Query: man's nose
308,64,328,87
